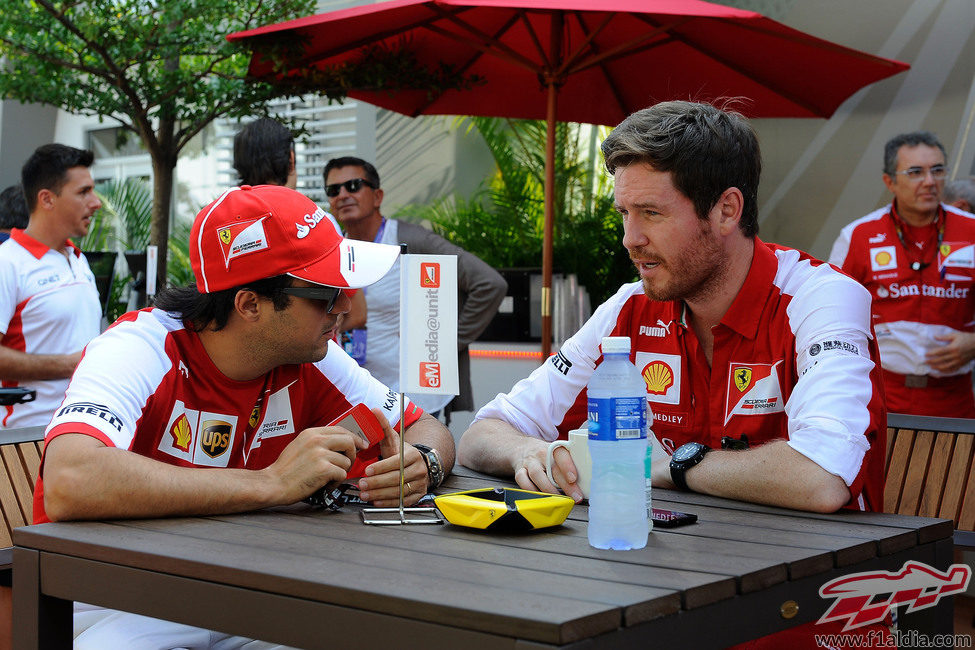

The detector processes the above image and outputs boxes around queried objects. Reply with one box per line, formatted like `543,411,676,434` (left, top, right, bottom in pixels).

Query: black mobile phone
651,508,698,528
0,387,36,406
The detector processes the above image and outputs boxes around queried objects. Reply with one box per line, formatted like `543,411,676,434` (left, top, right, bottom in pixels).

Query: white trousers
74,602,298,650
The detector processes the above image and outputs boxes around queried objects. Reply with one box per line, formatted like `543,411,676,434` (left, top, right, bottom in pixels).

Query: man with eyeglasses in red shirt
830,131,975,417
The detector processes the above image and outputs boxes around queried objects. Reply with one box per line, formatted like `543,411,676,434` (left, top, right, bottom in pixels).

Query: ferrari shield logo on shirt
217,217,269,269
733,367,753,392
869,245,897,272
725,361,785,424
634,352,681,405
938,242,975,272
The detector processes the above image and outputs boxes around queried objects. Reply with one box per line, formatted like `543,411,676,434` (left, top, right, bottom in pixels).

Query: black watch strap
412,443,445,488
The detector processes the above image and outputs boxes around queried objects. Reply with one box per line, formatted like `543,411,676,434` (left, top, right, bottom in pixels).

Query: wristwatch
412,443,445,489
669,442,711,491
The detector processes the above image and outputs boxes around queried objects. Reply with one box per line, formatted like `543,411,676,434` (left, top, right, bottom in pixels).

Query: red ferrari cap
191,185,398,293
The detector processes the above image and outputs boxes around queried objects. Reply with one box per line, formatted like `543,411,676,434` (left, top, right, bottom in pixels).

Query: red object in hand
329,403,384,479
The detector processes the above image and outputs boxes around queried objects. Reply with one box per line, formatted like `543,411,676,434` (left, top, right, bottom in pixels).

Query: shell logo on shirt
634,352,681,405
170,415,192,452
870,246,897,272
643,362,674,394
724,361,785,424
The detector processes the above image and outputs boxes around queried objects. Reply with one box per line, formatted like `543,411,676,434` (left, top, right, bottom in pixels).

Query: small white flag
398,254,459,396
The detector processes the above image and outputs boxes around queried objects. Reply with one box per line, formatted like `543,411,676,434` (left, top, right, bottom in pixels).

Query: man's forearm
458,418,543,476
0,346,82,381
655,440,851,513
41,434,281,522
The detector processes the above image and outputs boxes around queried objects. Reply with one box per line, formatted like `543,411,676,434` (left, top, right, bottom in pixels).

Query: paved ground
446,342,547,444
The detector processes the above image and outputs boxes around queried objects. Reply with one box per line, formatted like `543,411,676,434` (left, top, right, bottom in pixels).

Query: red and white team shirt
476,240,886,511
829,203,975,377
0,229,102,427
33,307,423,523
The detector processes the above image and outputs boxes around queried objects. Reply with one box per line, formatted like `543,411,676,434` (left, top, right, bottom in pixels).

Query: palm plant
401,117,634,305
79,178,194,321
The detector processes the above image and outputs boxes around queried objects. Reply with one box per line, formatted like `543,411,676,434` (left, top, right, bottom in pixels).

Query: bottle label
587,396,647,441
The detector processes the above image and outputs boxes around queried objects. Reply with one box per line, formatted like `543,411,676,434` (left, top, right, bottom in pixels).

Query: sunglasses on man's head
281,286,343,313
324,178,376,198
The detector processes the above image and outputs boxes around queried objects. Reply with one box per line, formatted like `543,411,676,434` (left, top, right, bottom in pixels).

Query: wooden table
13,467,955,649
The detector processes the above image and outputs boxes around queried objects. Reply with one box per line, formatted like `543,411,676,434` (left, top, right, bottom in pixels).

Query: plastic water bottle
587,336,649,550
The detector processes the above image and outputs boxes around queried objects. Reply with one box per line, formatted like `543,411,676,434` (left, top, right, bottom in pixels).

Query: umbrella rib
553,11,615,79
425,5,546,74
632,15,825,115
561,16,691,78
563,12,628,122
283,5,475,69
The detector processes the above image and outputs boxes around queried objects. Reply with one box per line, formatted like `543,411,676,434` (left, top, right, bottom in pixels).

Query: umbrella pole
541,14,562,360
542,85,555,360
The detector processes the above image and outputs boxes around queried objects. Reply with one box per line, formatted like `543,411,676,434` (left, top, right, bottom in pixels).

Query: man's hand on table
512,440,585,503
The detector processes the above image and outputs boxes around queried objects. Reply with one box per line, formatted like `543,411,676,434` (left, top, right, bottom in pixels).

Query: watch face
673,443,703,462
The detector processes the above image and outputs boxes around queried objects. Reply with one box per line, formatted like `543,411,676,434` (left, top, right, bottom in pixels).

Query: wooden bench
885,413,975,548
0,426,45,587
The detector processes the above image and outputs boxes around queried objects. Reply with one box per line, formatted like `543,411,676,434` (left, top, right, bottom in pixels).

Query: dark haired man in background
235,117,367,332
0,184,29,242
0,144,102,427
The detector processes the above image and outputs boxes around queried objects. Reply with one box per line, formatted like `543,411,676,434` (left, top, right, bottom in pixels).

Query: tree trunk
150,155,175,296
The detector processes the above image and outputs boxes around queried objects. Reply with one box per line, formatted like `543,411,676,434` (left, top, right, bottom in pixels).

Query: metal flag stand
359,393,443,525
361,245,443,526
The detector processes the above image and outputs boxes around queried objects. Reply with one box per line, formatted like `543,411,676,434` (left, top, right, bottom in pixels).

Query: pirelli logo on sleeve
550,351,572,375
56,402,124,432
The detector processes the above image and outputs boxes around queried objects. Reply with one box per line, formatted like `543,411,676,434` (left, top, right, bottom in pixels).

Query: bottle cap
601,336,631,354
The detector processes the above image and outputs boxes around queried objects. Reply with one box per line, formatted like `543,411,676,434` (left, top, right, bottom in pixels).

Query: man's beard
636,220,726,303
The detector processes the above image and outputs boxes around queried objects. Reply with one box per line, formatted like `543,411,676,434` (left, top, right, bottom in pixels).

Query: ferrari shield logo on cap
218,228,232,245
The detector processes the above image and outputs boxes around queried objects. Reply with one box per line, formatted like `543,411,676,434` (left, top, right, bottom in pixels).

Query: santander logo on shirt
876,283,970,300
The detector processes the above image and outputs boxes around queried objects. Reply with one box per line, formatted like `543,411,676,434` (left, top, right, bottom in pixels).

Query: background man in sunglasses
324,156,507,425
35,184,456,646
830,131,975,417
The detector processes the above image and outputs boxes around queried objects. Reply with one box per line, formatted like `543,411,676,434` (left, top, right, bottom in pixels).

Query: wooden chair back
885,413,975,545
0,426,46,575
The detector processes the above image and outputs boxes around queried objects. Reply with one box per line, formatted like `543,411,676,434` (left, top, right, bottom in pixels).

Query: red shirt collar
719,237,775,340
10,229,82,260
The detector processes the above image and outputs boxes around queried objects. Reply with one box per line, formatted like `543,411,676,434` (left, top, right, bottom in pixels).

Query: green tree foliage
401,117,635,305
0,0,316,290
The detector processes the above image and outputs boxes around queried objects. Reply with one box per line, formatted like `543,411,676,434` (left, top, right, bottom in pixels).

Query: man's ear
37,188,56,211
234,289,263,322
715,187,744,236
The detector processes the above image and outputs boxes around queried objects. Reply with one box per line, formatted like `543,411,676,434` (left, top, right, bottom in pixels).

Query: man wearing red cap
34,185,455,647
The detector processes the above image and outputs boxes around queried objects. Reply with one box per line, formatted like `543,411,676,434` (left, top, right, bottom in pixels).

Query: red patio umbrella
230,0,909,357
